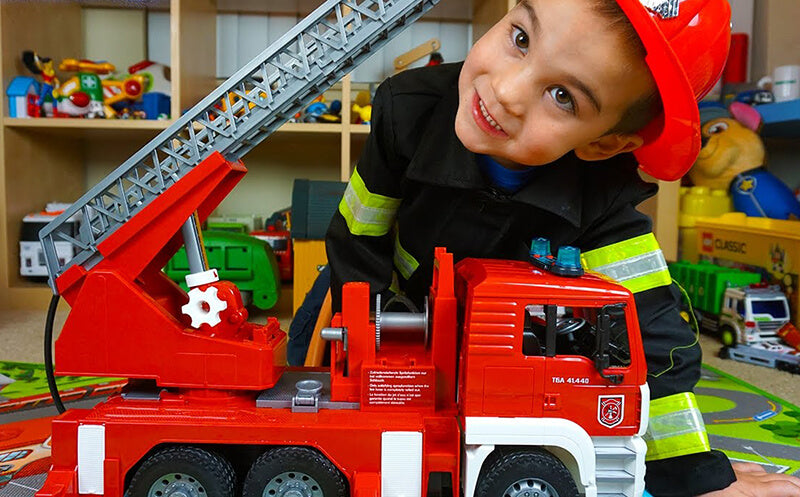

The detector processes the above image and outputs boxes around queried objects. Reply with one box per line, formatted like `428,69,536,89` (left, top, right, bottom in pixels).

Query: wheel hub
263,472,324,497
503,477,559,497
147,473,205,497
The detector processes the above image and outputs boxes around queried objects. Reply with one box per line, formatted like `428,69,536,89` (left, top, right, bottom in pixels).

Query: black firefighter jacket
325,63,735,495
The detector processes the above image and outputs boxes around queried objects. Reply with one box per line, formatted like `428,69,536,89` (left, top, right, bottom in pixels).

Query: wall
143,11,471,82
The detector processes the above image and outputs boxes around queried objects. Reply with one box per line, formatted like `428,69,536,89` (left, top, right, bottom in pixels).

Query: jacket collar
404,80,585,227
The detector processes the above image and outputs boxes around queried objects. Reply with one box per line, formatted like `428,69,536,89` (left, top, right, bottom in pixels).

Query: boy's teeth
479,98,503,132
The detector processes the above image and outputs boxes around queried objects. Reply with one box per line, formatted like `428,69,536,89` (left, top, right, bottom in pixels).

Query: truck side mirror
595,305,623,384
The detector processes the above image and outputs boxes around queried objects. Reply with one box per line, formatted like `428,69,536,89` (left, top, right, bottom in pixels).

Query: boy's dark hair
593,0,664,135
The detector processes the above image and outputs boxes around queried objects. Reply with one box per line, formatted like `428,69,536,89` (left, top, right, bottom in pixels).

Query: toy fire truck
35,1,648,496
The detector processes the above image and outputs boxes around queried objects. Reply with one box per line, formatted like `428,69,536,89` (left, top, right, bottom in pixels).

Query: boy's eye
548,86,576,113
512,26,529,52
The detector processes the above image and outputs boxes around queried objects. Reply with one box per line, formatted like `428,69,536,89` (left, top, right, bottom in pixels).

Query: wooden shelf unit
0,0,490,310
0,0,689,310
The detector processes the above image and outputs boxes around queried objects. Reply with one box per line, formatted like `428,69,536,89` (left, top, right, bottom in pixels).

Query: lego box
695,213,800,325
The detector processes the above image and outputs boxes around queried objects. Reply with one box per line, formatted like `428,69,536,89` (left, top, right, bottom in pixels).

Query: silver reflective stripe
341,181,400,236
645,407,705,441
589,249,668,283
393,231,419,280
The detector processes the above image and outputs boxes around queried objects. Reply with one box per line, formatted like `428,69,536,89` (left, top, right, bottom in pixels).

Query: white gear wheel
182,286,228,328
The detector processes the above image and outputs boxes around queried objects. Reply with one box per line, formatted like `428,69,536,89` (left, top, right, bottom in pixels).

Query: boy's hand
701,462,800,496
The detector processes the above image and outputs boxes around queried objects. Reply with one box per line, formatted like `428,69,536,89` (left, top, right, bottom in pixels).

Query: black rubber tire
127,445,236,497
475,448,579,497
242,446,348,497
719,346,731,360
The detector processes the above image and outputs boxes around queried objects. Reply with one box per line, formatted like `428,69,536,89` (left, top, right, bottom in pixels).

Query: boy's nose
492,63,529,117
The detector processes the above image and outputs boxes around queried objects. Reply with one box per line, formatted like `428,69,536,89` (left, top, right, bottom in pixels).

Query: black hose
45,294,66,414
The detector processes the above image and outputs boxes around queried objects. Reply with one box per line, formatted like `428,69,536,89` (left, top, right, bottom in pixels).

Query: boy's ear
574,133,644,162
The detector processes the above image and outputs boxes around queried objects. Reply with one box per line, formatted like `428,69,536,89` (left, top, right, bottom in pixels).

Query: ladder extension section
39,0,439,293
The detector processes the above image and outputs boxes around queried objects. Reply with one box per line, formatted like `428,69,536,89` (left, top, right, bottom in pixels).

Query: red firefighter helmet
615,0,731,181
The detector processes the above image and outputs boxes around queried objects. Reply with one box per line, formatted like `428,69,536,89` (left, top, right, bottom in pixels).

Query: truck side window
736,299,745,315
523,305,548,356
604,305,631,367
551,305,631,367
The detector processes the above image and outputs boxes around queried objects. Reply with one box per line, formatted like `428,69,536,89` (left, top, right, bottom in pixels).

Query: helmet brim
615,0,728,182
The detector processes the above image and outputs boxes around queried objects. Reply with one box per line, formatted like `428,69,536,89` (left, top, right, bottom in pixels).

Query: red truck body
36,155,649,497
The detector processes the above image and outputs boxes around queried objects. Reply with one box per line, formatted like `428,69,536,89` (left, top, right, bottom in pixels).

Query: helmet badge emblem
640,0,680,19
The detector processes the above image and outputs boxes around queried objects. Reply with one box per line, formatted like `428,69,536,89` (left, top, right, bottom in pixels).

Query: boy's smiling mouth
472,93,507,137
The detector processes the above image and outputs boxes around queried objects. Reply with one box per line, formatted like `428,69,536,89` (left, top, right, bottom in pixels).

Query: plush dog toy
689,102,800,220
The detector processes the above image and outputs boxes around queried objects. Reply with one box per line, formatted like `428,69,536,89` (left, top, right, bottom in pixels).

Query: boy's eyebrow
565,75,602,113
519,0,540,35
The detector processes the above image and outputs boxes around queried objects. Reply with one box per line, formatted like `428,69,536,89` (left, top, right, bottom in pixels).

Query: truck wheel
242,446,347,497
719,327,736,347
127,446,235,497
475,448,578,497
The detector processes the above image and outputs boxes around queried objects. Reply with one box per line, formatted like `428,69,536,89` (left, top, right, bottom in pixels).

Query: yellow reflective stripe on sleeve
644,392,711,461
581,233,672,293
393,229,419,280
338,168,401,236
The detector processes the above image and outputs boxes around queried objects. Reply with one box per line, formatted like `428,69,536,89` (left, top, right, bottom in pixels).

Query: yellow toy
690,102,800,219
689,102,765,190
351,90,371,124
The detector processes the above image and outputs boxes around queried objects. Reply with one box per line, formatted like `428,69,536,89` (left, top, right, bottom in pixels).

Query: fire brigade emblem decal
598,395,625,428
640,0,680,19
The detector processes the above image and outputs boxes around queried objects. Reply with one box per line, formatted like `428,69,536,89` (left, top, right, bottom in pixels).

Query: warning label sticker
363,367,435,408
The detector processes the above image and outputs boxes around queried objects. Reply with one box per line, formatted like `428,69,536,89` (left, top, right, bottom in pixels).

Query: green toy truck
164,230,281,310
669,261,800,372
669,260,793,344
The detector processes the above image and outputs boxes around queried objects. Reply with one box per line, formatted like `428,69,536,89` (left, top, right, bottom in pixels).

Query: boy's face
455,0,655,167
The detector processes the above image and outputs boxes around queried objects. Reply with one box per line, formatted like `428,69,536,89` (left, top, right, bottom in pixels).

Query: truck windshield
750,299,788,318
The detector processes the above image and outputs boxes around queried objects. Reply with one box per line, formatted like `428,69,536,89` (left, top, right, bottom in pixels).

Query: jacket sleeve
577,173,736,496
326,78,406,312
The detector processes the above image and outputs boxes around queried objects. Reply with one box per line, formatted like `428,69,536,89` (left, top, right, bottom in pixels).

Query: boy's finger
763,474,800,489
731,462,767,474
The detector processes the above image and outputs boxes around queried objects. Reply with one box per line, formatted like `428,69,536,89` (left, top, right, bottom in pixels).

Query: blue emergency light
529,238,584,277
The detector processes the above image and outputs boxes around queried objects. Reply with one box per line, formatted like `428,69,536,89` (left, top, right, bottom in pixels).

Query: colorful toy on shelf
21,51,59,117
5,76,39,118
352,89,372,124
669,260,800,372
163,230,281,310
690,102,800,219
318,99,342,123
54,58,115,118
102,74,149,108
128,60,171,96
302,95,331,123
300,95,342,123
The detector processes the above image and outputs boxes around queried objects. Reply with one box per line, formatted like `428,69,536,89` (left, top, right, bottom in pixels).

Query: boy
311,0,800,495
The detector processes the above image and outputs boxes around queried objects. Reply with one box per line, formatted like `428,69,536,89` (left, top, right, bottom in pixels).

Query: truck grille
757,321,783,337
